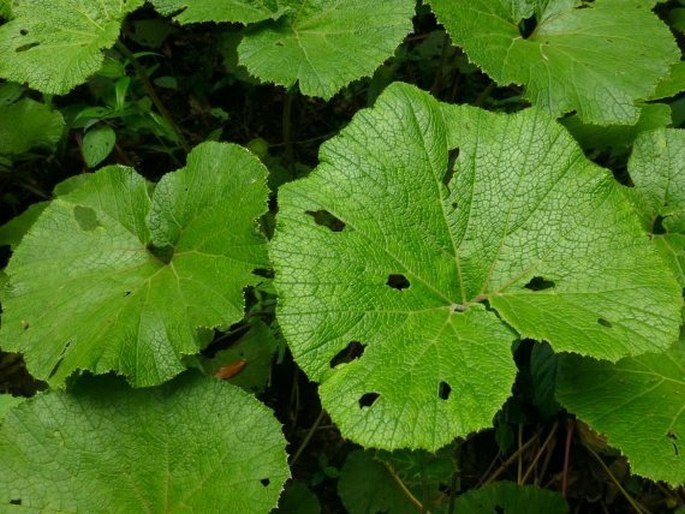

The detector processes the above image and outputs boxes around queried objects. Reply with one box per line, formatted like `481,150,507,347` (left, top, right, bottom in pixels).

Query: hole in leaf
667,431,679,456
275,41,284,47
451,202,458,210
443,148,459,186
252,267,274,278
438,381,451,400
518,15,537,39
123,291,131,297
329,341,366,368
147,244,175,265
523,276,555,291
15,42,39,52
386,274,410,291
358,392,380,408
9,499,21,505
48,341,71,379
652,215,666,235
576,0,594,8
259,478,270,487
305,210,346,232
19,29,28,35
597,318,612,328
73,205,100,231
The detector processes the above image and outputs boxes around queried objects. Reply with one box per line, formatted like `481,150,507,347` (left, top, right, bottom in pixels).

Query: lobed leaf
0,373,289,512
271,82,681,449
0,142,269,387
557,340,685,485
428,0,679,125
0,0,143,94
238,0,415,99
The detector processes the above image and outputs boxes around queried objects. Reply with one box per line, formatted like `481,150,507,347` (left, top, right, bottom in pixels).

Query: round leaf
428,0,680,125
271,83,681,449
0,0,144,94
557,340,685,486
238,0,415,99
453,481,569,514
0,373,289,512
0,142,269,387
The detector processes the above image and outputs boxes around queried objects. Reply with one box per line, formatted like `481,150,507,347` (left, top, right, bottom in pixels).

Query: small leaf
0,98,64,156
271,82,681,449
0,373,289,512
0,0,144,94
428,0,680,124
277,481,321,514
81,126,116,168
0,142,270,387
238,0,415,99
556,340,685,486
453,481,569,514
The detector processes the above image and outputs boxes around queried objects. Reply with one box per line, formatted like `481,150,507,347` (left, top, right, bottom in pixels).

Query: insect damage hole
259,478,270,487
597,318,612,328
523,276,555,291
386,274,410,291
358,392,380,408
438,381,452,400
305,209,346,232
518,14,537,39
443,148,459,186
329,341,366,368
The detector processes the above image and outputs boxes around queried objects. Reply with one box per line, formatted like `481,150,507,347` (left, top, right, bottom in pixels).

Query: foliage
0,0,684,512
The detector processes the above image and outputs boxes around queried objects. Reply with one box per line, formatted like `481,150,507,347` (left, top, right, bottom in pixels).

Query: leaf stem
384,461,431,514
282,85,297,174
521,420,558,484
115,40,190,153
290,409,325,466
482,429,542,486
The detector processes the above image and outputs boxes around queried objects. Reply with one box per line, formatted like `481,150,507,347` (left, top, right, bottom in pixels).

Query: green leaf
203,320,281,394
238,0,415,99
652,61,685,100
428,0,679,125
628,128,685,286
277,481,321,514
271,82,681,449
0,395,24,422
452,481,569,514
150,0,288,24
561,103,672,153
0,142,269,387
0,373,289,512
0,202,48,250
0,0,144,94
0,99,64,156
81,125,116,168
556,340,685,486
338,450,418,514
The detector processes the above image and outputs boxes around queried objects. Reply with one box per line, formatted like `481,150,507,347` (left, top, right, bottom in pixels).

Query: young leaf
0,99,64,156
556,340,685,486
627,128,685,286
428,0,679,125
453,481,569,514
81,125,116,168
0,0,144,94
0,142,269,387
238,0,415,99
0,373,289,512
271,82,681,449
150,0,288,24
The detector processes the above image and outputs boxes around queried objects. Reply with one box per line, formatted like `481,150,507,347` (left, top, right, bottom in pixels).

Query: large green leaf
238,0,415,98
0,373,289,512
627,128,685,286
453,481,569,514
271,83,681,449
556,340,685,485
0,142,269,387
0,99,64,156
428,0,679,125
0,0,143,94
150,0,287,24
